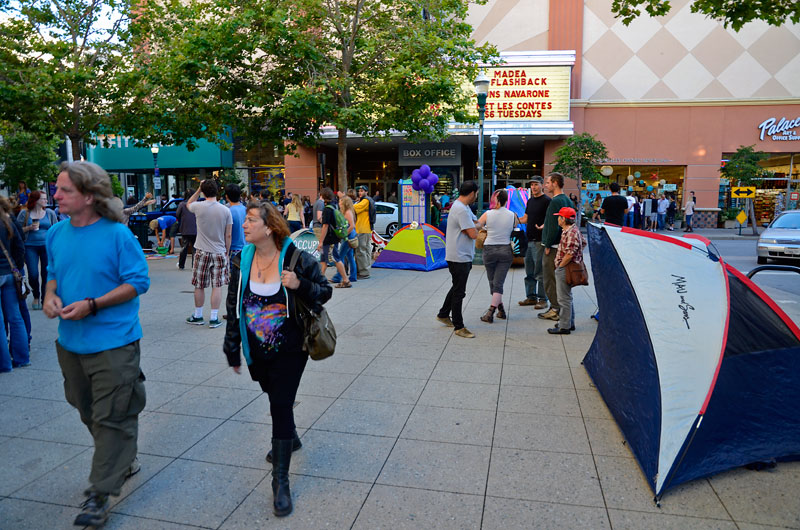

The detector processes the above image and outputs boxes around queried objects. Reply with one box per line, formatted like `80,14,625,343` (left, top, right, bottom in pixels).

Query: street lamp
150,145,160,197
474,72,490,213
490,133,499,196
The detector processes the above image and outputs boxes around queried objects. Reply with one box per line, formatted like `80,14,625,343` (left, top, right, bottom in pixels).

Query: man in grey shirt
312,192,325,239
437,181,479,338
186,179,232,328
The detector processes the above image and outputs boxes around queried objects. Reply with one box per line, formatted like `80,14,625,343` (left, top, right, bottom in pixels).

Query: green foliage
0,127,60,191
552,133,610,188
720,145,770,185
109,175,125,198
611,0,800,31
721,207,739,221
0,0,131,159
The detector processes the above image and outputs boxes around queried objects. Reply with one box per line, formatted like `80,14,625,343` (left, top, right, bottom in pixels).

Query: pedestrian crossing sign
736,210,747,225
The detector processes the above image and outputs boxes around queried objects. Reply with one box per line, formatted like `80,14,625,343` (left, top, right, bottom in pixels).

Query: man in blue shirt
44,161,150,528
226,183,246,265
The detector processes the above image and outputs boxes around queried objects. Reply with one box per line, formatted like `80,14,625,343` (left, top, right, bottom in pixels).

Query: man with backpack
318,187,351,286
353,185,374,279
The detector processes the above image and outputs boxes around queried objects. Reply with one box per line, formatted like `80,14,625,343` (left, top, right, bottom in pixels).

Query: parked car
374,201,399,237
757,210,800,264
145,198,183,223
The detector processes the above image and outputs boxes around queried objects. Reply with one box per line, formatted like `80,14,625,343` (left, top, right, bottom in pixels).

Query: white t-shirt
445,200,477,263
189,200,233,255
626,195,636,210
484,208,516,245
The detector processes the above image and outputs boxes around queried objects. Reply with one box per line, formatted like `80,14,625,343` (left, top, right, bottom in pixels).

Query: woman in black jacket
0,197,29,372
223,201,331,517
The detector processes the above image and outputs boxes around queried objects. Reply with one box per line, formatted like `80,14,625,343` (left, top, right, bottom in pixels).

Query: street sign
731,186,756,199
736,210,748,225
791,192,799,201
153,177,162,190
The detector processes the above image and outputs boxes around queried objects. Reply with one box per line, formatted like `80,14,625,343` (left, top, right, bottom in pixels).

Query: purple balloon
421,179,434,194
419,165,431,178
411,180,421,191
411,174,421,185
428,173,439,186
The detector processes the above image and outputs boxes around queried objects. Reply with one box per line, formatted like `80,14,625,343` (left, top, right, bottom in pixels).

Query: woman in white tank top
477,189,517,323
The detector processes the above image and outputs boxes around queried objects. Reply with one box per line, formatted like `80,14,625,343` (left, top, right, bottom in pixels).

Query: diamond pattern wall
582,0,800,100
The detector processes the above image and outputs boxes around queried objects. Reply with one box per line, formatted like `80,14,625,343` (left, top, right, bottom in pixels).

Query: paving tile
576,388,614,419
156,386,261,419
494,411,591,454
487,447,605,507
139,339,204,359
13,451,172,509
142,381,195,412
439,344,504,364
296,371,358,398
708,464,800,527
430,360,502,385
379,340,445,360
0,368,64,398
0,396,73,436
220,475,370,529
500,364,574,388
584,417,633,458
0,497,80,530
417,380,499,411
401,405,496,446
182,420,272,470
570,365,596,390
353,484,483,529
233,393,334,429
498,385,581,416
114,459,265,528
313,399,412,437
138,356,176,375
340,374,426,405
304,353,373,375
18,408,93,446
595,455,731,519
0,438,87,495
335,337,392,356
291,430,395,483
362,356,437,380
377,439,490,495
180,344,230,364
138,411,225,457
104,514,202,529
147,360,227,385
482,496,611,529
502,347,569,367
201,366,262,389
607,509,737,529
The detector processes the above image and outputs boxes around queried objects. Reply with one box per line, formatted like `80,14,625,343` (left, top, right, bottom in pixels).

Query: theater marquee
483,66,571,122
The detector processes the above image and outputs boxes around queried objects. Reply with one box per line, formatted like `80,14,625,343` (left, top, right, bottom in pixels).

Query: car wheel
757,256,767,265
386,223,398,237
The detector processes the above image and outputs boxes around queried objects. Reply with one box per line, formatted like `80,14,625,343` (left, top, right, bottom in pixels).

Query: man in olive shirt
539,173,574,321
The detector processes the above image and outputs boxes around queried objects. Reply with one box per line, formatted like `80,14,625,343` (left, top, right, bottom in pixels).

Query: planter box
673,220,683,229
724,220,738,229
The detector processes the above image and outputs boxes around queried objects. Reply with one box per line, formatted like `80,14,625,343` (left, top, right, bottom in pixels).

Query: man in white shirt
657,194,669,231
185,180,233,328
625,193,636,227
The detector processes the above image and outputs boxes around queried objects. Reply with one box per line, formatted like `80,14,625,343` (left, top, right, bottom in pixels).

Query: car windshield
770,213,800,229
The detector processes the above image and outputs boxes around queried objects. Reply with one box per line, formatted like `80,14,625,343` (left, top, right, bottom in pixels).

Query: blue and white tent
584,223,800,500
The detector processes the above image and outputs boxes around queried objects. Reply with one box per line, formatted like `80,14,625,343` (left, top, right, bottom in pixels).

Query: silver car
373,201,399,237
757,210,800,264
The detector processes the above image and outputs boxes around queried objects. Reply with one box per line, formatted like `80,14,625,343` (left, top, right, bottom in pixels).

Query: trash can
129,213,151,249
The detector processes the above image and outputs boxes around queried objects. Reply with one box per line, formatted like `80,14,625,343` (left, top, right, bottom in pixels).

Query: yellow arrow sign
732,186,756,199
736,210,748,225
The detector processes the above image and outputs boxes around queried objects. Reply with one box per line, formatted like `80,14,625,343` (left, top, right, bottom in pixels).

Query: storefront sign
399,143,461,167
790,192,799,201
758,117,800,141
663,184,677,191
477,66,571,122
586,183,599,191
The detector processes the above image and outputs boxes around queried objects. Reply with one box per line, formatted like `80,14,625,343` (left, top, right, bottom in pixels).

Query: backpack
325,205,349,239
368,198,376,230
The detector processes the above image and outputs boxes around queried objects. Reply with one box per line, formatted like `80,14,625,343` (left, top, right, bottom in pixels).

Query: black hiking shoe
74,493,109,527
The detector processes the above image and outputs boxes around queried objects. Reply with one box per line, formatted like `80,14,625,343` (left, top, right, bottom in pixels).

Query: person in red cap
549,206,585,334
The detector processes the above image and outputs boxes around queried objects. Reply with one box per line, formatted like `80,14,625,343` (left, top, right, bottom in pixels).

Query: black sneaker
74,493,109,527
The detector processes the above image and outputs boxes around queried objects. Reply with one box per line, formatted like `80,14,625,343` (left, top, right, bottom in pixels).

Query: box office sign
399,143,461,167
481,66,571,122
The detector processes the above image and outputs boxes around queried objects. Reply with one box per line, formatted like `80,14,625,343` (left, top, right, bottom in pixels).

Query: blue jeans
0,274,30,371
25,245,48,300
523,242,546,302
624,211,634,227
332,240,357,283
657,213,666,230
685,214,693,231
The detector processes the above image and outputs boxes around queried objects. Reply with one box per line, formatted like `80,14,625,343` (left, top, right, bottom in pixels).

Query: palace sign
758,117,800,141
477,66,571,122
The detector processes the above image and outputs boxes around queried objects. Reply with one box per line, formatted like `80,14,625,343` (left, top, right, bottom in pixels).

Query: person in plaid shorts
186,179,232,328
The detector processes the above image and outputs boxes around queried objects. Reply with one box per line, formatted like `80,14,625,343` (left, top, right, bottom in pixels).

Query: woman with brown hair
0,197,29,372
331,196,357,286
17,191,58,310
223,201,331,517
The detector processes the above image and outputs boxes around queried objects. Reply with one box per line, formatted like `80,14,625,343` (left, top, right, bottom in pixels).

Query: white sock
194,307,203,319
210,309,219,321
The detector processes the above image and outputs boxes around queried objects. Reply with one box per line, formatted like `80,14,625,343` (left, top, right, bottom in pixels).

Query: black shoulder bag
288,249,336,361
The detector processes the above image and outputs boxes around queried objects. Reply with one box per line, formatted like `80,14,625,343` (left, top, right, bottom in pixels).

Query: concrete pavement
1,253,799,529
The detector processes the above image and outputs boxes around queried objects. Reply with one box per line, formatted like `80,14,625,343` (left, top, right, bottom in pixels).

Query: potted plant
722,208,739,229
673,211,683,230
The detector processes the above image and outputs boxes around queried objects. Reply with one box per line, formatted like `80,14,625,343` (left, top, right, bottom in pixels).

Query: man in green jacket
539,172,573,321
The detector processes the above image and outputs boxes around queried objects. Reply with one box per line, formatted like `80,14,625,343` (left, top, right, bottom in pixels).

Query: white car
373,201,399,237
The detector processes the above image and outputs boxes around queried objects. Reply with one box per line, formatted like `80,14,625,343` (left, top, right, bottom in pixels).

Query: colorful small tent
584,223,800,500
372,224,447,271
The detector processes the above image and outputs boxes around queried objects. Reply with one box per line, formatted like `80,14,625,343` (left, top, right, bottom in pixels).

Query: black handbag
288,249,336,361
0,237,30,300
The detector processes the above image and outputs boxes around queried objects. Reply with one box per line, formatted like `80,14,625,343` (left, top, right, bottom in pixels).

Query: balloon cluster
411,165,439,194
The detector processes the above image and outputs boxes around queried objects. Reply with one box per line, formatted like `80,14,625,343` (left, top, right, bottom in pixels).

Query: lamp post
150,145,160,197
490,133,499,196
474,72,490,213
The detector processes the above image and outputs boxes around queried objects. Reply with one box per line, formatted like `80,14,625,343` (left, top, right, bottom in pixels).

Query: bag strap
0,234,18,275
288,246,301,272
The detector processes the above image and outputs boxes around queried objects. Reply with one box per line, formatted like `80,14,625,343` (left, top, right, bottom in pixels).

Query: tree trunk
337,127,347,193
748,198,758,235
576,173,582,225
69,136,82,162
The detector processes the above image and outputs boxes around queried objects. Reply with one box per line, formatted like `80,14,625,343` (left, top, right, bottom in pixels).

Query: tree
720,145,770,235
126,0,496,192
0,125,60,194
0,0,131,160
611,0,800,31
552,132,609,212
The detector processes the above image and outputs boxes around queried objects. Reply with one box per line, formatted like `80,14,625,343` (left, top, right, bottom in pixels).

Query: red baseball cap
554,206,576,217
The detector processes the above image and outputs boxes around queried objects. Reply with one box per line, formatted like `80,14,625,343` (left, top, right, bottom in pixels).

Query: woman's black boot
266,429,302,463
272,438,294,517
496,303,507,319
480,306,496,323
